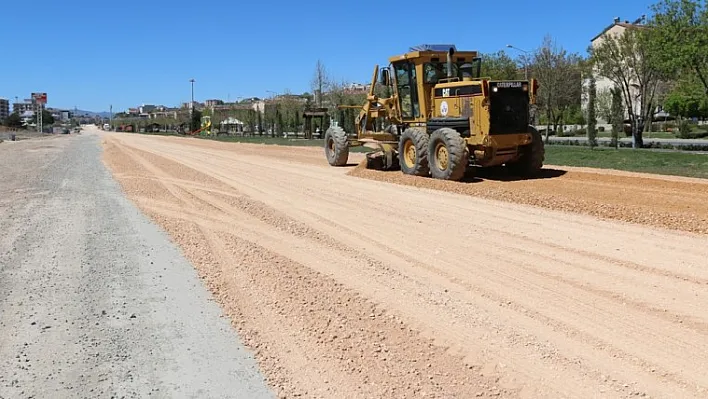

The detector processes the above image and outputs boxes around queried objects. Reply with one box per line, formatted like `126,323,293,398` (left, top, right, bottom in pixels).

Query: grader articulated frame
324,64,404,170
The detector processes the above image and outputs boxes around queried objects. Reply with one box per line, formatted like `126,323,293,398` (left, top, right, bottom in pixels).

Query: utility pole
37,103,42,133
189,78,195,122
506,44,529,80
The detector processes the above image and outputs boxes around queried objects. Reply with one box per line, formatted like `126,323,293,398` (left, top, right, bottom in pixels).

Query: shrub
558,128,584,137
677,120,692,138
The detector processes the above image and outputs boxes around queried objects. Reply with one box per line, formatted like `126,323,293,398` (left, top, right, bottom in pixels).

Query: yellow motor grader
323,44,544,181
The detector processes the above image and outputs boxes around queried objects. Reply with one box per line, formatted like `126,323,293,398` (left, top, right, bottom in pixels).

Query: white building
585,16,647,124
13,100,36,115
251,100,265,114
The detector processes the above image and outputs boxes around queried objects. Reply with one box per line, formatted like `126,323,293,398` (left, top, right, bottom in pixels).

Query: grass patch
545,145,708,179
199,135,323,146
595,131,680,139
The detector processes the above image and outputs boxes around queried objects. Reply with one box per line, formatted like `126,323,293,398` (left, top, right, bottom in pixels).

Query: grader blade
365,143,399,171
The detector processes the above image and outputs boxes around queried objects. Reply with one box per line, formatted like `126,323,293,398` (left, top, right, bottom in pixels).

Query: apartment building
13,100,36,115
205,99,224,107
0,98,9,120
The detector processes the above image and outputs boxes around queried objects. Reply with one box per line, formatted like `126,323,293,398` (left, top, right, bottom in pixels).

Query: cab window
393,61,420,118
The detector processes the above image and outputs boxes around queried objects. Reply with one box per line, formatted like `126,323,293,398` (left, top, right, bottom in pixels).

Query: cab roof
388,44,479,63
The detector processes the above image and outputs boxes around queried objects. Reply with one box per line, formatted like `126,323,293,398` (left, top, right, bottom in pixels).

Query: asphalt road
0,133,274,398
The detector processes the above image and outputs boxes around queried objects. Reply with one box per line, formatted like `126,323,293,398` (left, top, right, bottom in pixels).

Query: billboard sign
32,92,47,104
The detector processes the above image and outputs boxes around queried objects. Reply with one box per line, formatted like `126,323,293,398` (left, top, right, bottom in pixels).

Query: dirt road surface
0,133,273,398
99,129,708,398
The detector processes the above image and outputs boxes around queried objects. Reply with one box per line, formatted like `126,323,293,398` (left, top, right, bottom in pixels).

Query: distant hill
68,109,112,118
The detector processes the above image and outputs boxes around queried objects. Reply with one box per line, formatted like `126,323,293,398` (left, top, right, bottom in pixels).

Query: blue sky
1,0,653,112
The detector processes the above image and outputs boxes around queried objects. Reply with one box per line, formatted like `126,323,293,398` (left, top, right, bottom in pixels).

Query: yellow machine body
323,44,544,180
429,79,537,167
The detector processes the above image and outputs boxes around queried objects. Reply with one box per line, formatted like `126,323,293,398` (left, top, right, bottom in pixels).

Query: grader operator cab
324,44,544,181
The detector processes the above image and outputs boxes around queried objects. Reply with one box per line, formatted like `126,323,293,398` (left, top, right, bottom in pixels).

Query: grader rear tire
428,128,468,181
324,126,349,166
398,128,429,176
507,126,544,176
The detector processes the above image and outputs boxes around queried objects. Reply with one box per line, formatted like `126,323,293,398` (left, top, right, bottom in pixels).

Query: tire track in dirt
184,188,617,396
306,208,708,334
292,210,699,390
102,133,708,398
102,137,514,398
105,139,601,397
291,191,708,341
200,227,509,398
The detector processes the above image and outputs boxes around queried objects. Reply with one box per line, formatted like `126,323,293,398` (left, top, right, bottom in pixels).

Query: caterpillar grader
323,44,544,181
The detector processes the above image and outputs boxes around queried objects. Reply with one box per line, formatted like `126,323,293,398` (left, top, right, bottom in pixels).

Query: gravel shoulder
0,131,273,398
102,131,708,398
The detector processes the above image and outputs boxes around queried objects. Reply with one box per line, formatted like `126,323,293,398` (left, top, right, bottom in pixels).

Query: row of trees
3,109,55,129
110,59,371,137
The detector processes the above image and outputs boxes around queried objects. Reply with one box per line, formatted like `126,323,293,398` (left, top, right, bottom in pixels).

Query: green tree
611,87,623,148
645,0,708,94
590,27,661,148
4,112,23,128
530,35,584,142
587,75,598,148
325,79,367,133
663,73,708,118
276,105,284,136
479,51,521,79
595,88,614,123
246,109,256,135
664,92,699,117
190,109,202,132
34,109,54,126
563,105,586,125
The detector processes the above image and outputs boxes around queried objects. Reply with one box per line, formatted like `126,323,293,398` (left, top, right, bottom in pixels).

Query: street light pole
506,44,529,80
189,78,195,123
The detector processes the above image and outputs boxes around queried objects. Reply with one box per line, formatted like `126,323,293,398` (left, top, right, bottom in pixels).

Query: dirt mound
347,165,708,235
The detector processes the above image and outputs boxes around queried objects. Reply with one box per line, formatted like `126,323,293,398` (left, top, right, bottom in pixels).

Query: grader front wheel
324,126,349,166
398,128,429,176
428,128,468,181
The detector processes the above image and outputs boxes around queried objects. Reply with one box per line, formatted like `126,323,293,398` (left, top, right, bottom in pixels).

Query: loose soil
102,130,708,398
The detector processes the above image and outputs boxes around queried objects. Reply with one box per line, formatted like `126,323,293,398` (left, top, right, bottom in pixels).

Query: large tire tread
428,128,468,181
398,128,430,176
324,126,349,166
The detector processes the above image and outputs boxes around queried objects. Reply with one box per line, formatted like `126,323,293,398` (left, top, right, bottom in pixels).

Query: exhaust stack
447,47,455,78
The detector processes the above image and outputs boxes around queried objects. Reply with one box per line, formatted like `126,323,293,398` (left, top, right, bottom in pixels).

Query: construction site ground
3,125,708,398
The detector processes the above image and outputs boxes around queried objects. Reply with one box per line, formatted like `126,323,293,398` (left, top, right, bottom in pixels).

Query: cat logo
442,88,450,97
